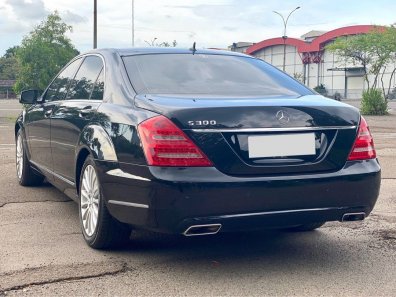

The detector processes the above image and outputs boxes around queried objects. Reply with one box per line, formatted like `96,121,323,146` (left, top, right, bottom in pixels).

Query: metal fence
322,89,363,100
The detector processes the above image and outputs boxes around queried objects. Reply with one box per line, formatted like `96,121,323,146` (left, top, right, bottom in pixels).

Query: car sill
30,160,75,186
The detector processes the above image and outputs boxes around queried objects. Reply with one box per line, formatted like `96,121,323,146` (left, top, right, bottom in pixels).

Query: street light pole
132,0,135,47
273,6,300,72
93,0,97,49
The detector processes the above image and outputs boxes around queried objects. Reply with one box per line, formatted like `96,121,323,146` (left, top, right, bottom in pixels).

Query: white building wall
253,45,396,100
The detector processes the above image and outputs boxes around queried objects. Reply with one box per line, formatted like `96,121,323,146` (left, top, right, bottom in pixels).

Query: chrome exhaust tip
342,212,366,222
183,224,222,236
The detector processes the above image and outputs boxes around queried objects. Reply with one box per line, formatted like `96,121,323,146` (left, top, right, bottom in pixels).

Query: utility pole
273,6,300,72
93,0,97,49
132,0,135,47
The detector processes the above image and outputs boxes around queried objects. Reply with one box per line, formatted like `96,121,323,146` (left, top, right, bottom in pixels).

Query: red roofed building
230,25,396,99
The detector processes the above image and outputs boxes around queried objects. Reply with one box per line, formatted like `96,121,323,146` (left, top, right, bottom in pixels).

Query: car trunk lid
135,94,360,176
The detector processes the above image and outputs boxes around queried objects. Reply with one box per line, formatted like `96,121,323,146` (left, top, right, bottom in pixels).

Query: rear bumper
96,159,381,234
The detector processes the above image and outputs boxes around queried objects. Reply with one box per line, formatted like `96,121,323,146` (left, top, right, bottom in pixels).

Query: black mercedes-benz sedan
15,48,381,249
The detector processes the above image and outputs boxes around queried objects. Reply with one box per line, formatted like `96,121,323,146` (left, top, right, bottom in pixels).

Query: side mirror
20,89,40,104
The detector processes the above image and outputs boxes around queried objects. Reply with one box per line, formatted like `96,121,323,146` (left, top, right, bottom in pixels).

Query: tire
79,156,130,249
284,222,325,232
16,130,44,186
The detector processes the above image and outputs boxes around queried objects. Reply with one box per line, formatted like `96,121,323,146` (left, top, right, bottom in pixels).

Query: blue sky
0,0,396,55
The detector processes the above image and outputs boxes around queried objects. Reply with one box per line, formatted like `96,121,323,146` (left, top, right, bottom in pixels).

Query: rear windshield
122,53,313,97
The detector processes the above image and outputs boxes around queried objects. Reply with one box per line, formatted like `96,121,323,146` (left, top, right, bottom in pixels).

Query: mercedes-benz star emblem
276,110,290,124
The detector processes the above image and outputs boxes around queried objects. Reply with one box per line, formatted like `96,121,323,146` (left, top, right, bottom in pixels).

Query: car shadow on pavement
112,227,351,269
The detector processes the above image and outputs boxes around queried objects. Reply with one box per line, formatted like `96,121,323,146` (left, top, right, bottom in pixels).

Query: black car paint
96,160,380,234
134,94,361,176
15,48,381,234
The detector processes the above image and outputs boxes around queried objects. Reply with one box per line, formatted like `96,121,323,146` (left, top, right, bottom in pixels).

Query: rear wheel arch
78,124,117,161
75,124,118,194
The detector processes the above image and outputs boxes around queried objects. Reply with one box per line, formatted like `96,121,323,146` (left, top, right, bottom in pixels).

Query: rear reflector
138,115,212,167
347,116,376,161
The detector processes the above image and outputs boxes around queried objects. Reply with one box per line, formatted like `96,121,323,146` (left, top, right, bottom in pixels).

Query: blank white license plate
248,133,316,158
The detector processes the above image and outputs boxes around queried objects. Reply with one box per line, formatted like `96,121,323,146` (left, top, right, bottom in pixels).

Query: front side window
122,54,313,97
66,56,104,100
44,58,82,101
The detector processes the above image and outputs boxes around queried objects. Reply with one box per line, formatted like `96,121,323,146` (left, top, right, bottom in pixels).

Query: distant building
0,80,16,99
300,30,327,42
228,42,254,53
230,25,396,99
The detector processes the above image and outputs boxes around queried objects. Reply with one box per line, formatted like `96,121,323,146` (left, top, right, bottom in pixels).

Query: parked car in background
15,48,381,249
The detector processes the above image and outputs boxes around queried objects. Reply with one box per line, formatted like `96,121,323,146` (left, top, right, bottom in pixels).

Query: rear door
50,55,104,182
25,58,82,173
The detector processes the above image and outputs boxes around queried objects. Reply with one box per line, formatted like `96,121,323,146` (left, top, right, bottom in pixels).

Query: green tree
158,40,177,47
144,38,177,47
0,57,19,80
4,46,20,58
0,46,19,80
14,11,79,93
326,26,396,98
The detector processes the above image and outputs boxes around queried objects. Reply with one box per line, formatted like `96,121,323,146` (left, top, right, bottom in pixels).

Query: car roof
83,47,253,58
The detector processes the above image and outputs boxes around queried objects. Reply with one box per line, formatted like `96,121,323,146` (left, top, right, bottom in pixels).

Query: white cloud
1,0,396,55
61,10,87,24
5,0,48,20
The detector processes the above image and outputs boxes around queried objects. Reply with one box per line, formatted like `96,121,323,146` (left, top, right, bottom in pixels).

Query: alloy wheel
80,165,100,237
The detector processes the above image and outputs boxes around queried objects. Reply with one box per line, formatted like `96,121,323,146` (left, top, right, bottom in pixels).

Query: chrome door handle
56,107,68,114
44,109,53,118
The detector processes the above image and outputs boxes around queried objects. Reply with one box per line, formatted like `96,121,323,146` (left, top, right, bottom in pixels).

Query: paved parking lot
0,99,395,296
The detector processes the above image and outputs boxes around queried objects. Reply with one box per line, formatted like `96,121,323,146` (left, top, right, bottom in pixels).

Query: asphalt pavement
0,99,395,296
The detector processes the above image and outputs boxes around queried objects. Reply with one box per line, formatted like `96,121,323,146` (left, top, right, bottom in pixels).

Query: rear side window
45,58,82,101
90,68,104,100
122,54,313,97
66,56,104,100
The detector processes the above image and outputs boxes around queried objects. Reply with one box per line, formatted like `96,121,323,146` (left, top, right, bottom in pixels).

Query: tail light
347,116,376,161
137,115,212,167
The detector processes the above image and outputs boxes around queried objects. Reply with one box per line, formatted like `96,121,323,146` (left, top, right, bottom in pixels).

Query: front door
25,58,82,174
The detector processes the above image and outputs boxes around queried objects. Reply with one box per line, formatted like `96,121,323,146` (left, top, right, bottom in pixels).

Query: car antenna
190,42,196,55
